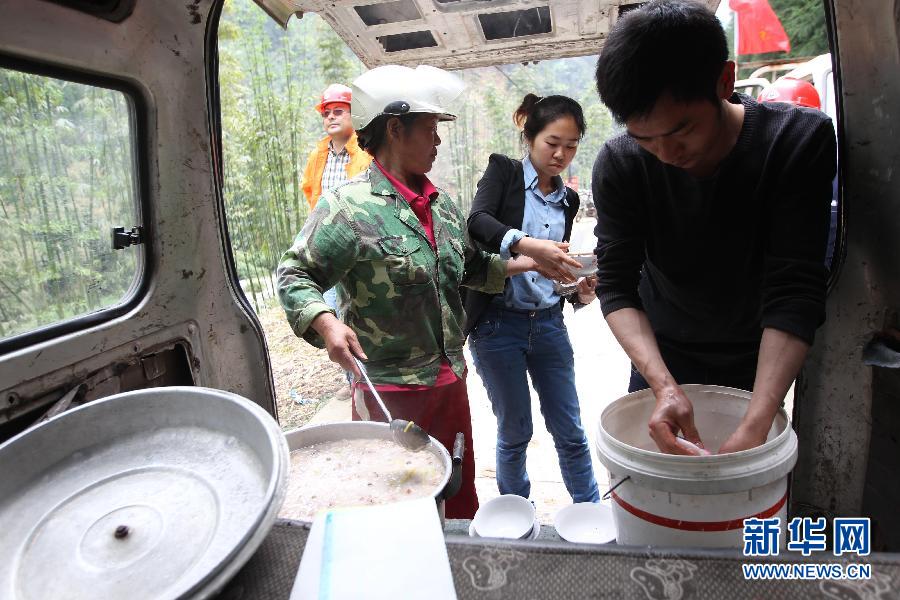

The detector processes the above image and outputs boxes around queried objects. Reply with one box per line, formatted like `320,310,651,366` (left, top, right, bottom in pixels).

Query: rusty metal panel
263,0,719,69
791,0,900,526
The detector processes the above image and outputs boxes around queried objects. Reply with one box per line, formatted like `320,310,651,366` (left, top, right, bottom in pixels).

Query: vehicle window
218,0,838,520
0,67,140,341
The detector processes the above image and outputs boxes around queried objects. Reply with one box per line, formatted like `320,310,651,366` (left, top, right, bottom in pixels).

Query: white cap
351,64,466,131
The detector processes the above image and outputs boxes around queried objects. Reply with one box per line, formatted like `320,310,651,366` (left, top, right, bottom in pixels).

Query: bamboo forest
0,0,828,339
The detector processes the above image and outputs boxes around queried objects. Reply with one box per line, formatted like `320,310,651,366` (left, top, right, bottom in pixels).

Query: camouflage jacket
277,167,507,386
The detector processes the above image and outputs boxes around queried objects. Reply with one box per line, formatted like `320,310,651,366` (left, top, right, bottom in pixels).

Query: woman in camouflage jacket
277,65,537,518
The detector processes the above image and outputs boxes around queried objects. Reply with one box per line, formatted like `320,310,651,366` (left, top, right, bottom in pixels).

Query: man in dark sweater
592,0,836,454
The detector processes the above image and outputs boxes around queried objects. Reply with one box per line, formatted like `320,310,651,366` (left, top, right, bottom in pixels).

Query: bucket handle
601,476,630,501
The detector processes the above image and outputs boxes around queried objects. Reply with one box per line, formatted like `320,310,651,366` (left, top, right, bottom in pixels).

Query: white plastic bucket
595,385,798,548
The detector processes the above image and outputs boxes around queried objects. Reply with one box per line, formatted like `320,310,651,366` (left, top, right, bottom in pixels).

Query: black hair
513,93,586,143
594,0,728,123
356,112,421,156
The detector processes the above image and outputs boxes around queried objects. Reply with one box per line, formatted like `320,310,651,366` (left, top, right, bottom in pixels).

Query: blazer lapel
562,187,580,242
509,159,527,230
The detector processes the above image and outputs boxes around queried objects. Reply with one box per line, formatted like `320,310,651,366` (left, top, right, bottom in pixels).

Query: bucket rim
596,385,798,494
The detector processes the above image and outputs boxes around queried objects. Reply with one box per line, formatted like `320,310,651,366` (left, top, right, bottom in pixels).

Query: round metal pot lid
0,386,289,600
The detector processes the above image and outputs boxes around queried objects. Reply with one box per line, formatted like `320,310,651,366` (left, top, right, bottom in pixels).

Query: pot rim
283,421,452,504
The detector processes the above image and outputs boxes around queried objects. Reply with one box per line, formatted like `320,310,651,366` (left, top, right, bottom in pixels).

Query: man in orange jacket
300,85,372,396
300,84,372,210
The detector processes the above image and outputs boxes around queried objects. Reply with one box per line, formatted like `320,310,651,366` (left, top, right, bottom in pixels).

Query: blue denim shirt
498,155,568,310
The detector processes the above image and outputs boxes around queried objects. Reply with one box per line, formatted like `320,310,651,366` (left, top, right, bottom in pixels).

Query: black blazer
464,153,580,335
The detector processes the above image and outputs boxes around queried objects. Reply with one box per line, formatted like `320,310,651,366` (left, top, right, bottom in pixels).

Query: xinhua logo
741,517,872,581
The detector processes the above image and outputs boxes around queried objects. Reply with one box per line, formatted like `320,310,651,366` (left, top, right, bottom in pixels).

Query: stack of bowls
468,495,539,540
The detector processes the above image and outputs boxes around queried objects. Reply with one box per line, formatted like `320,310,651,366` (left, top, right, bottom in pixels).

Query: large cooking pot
0,386,289,600
283,422,464,521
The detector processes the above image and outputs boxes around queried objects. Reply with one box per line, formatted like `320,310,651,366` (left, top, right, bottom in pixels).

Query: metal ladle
353,357,431,452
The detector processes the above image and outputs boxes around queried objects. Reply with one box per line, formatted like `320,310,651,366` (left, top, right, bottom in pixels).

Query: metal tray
0,386,289,600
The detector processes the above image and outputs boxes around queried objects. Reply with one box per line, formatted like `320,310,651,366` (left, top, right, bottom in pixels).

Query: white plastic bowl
471,495,535,539
567,253,597,277
554,502,616,544
469,518,540,540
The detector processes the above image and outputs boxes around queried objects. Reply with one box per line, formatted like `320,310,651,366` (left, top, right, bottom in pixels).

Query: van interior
1,0,899,596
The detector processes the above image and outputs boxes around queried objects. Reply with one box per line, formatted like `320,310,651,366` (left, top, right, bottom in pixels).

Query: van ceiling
44,0,135,21
253,0,721,69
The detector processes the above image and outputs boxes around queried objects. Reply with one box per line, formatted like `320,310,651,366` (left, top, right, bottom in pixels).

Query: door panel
0,0,275,437
791,0,900,548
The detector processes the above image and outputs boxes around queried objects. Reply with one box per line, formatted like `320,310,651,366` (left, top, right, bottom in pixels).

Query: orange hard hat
758,77,821,110
315,84,352,114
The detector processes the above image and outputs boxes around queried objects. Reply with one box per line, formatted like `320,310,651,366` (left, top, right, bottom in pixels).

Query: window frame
822,0,845,289
0,54,152,355
204,0,280,334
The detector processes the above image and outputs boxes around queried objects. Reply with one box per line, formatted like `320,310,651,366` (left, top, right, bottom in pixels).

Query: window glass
0,68,139,341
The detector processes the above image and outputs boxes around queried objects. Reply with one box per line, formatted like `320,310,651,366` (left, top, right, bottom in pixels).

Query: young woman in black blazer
465,94,600,503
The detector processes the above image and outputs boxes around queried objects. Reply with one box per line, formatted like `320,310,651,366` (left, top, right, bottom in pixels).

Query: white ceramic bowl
567,253,597,278
469,518,540,540
554,502,616,544
471,494,536,539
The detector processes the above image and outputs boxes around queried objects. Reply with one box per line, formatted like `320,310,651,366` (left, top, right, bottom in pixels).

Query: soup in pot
279,438,444,521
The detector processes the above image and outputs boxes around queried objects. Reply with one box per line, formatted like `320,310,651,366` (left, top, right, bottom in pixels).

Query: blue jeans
469,304,599,503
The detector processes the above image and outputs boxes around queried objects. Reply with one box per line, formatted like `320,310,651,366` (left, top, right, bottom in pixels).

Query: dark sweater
592,94,836,368
464,154,579,335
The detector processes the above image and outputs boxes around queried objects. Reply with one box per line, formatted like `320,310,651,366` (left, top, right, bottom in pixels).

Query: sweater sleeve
467,154,515,252
760,118,836,344
592,142,648,317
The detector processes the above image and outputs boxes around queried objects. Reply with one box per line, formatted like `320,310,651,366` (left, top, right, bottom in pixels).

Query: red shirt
373,159,437,248
370,160,458,390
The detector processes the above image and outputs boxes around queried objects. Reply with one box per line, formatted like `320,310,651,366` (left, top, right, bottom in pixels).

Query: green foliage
434,58,616,215
315,17,358,84
219,1,365,310
772,0,828,57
